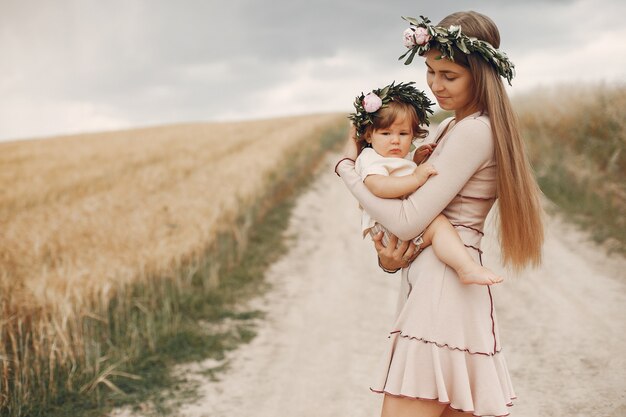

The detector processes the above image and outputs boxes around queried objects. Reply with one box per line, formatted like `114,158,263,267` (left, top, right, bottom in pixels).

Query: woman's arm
337,119,494,241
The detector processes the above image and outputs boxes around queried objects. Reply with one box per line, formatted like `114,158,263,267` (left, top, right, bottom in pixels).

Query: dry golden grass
1,114,341,304
0,113,344,412
514,83,626,177
514,83,626,250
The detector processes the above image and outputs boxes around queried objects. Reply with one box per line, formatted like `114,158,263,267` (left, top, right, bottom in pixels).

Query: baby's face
368,117,413,158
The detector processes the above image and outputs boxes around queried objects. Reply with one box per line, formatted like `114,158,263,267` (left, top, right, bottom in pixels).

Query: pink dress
337,113,516,417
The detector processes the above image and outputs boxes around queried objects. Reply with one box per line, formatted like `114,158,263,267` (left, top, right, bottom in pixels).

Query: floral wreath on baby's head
400,15,515,85
348,81,434,142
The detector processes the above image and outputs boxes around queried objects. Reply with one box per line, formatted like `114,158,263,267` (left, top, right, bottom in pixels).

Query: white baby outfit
354,147,423,247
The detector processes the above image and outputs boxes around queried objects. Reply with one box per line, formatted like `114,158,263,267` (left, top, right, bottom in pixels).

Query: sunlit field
0,114,345,415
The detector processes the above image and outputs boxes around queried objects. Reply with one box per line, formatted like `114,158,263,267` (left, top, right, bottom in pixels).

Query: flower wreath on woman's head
400,15,515,85
348,81,434,143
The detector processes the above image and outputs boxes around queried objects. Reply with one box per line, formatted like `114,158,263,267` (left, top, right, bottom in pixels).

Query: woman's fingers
343,136,358,160
349,123,357,139
407,242,420,262
372,231,386,253
402,251,414,263
343,124,359,159
391,240,420,267
373,233,420,269
387,234,399,253
375,233,402,271
393,239,410,262
398,240,414,263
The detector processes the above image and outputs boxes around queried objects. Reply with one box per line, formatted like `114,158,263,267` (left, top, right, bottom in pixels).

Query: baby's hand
414,143,437,164
413,163,437,187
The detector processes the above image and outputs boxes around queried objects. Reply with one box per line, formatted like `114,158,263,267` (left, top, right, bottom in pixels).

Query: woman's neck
454,106,481,122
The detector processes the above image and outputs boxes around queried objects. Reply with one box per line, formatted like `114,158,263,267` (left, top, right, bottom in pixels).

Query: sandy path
115,154,626,417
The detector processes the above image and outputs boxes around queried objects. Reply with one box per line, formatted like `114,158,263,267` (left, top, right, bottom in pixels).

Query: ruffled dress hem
370,388,516,417
371,331,516,417
390,330,502,356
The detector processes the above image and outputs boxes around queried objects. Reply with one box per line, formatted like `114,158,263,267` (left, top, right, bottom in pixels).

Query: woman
336,11,544,417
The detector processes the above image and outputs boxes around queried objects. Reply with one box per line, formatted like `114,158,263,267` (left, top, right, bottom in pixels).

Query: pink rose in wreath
403,28,417,48
363,93,383,113
413,27,431,45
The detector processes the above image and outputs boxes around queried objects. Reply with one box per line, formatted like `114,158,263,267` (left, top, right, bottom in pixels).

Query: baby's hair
356,100,428,155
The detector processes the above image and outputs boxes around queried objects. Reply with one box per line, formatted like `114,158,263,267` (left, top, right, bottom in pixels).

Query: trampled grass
0,114,346,415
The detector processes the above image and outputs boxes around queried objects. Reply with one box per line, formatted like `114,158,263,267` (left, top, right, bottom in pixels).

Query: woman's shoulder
453,113,492,140
458,112,491,128
443,113,494,158
435,113,491,138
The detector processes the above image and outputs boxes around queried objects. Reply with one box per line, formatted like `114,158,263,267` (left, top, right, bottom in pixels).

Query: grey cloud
0,0,623,141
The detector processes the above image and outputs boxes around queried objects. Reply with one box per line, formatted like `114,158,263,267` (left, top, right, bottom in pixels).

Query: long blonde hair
439,11,544,270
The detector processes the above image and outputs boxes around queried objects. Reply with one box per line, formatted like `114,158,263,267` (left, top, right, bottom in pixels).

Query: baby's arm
364,163,437,198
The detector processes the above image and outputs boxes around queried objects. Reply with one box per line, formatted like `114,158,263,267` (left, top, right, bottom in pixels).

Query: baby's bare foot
457,264,503,285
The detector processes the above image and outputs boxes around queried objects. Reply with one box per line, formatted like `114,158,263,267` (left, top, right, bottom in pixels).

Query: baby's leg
421,215,503,285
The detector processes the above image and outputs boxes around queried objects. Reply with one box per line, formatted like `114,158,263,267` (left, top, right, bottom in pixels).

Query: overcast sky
1,0,624,141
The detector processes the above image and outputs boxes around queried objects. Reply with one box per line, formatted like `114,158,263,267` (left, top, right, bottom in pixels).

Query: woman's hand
342,124,358,160
372,232,419,271
413,143,437,165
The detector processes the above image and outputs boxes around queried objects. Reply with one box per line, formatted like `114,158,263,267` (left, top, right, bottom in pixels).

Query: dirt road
115,154,626,417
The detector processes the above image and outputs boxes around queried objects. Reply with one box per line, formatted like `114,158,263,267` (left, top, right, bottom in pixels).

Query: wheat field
0,113,344,414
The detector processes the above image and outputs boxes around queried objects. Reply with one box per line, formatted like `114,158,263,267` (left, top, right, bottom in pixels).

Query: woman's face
425,49,475,118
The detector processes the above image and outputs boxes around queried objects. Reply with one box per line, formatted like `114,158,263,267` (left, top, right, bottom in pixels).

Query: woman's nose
430,75,444,93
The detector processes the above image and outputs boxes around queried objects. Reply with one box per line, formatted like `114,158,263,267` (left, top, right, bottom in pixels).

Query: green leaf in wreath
404,49,418,65
398,48,412,60
456,41,470,54
402,16,420,26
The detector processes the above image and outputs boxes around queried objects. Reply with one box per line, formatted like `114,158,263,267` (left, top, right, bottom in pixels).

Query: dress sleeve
337,118,495,241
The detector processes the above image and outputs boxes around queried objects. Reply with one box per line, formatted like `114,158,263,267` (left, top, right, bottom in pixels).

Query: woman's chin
436,101,453,111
